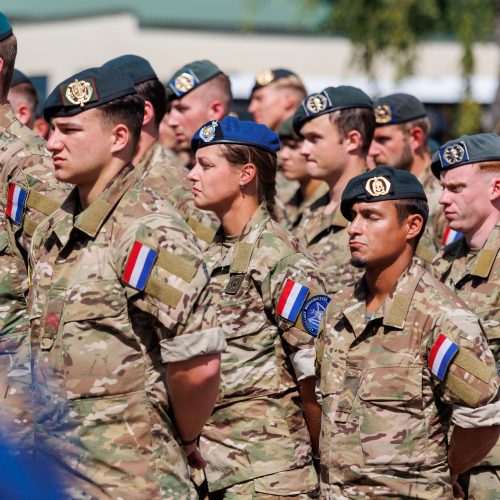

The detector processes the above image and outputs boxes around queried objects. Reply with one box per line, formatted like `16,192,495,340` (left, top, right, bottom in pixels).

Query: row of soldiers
0,10,499,499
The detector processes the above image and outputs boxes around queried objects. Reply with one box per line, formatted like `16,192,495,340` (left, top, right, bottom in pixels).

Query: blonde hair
478,161,500,173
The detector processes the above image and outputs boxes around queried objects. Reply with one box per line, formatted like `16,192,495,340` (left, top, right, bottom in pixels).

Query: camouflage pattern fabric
316,258,498,499
275,169,299,208
292,192,361,294
28,163,225,499
135,140,219,249
195,205,325,494
433,223,500,495
0,103,69,450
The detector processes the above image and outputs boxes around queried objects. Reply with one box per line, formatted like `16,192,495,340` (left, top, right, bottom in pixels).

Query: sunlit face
187,145,242,215
439,164,495,236
347,200,411,269
279,138,309,182
248,86,287,131
299,115,348,182
47,109,113,186
167,89,213,150
369,125,413,170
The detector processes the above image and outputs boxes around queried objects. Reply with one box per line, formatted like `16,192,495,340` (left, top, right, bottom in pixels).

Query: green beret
11,69,31,87
102,54,157,85
293,86,372,135
340,166,427,221
43,66,136,122
167,60,222,99
373,93,426,126
251,68,301,94
278,117,300,141
0,12,12,42
431,133,500,178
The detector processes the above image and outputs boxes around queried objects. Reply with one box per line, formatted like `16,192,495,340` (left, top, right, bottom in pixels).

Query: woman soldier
185,117,328,498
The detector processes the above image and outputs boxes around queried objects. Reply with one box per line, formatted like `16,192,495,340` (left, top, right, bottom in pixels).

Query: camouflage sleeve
452,400,500,428
427,309,499,408
262,252,328,380
116,212,225,363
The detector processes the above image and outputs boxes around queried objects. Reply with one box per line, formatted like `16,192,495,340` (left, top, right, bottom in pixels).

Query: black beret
373,93,426,126
102,54,157,85
340,166,427,221
167,60,222,99
293,86,372,135
431,133,500,178
0,12,12,42
278,117,300,141
251,68,302,94
43,66,136,122
11,69,31,87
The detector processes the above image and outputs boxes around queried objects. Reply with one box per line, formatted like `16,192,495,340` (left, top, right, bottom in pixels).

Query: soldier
8,69,37,129
292,86,375,294
166,59,232,165
369,93,447,254
28,66,226,498
187,117,326,498
431,133,500,500
103,55,219,247
316,166,499,498
0,12,69,450
277,116,327,230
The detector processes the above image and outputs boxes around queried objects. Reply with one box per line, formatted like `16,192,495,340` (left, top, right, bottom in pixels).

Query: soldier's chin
350,257,368,268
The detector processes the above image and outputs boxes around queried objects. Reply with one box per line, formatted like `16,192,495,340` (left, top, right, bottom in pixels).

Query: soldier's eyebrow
440,179,466,188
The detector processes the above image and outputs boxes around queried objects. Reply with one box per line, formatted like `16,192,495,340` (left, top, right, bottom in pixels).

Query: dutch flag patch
122,241,157,291
428,333,459,381
277,279,310,323
6,183,28,224
442,226,462,246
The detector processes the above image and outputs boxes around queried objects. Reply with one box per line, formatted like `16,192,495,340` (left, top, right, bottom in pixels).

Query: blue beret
0,12,12,42
43,66,136,121
340,166,427,221
168,60,222,98
191,116,280,156
102,54,157,85
431,133,500,178
373,93,426,126
11,69,31,87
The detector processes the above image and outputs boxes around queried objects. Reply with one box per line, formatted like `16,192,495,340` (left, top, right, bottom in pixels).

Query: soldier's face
47,110,115,186
248,86,287,131
347,200,411,268
188,146,242,215
300,115,348,184
279,139,309,182
369,125,413,170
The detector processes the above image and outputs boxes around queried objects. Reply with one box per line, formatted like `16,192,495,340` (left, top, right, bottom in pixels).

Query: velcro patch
123,241,157,291
6,183,28,224
429,333,459,381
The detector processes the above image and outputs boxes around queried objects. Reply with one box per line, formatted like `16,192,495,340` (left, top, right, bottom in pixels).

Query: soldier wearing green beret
316,166,499,498
29,65,226,498
0,11,69,451
369,93,447,256
291,85,375,294
8,69,37,129
431,133,500,500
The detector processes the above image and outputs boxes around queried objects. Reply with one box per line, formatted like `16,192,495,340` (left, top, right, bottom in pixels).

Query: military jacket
293,192,360,294
0,103,69,449
316,258,498,499
135,140,219,248
28,164,225,499
196,205,325,493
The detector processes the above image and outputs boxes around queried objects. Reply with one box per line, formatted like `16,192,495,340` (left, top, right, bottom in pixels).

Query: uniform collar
0,103,19,135
470,223,500,278
134,140,164,180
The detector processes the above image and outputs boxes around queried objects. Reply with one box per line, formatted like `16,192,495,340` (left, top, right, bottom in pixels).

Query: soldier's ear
405,213,424,242
110,123,129,154
208,100,225,120
408,126,424,152
142,100,155,127
490,175,500,202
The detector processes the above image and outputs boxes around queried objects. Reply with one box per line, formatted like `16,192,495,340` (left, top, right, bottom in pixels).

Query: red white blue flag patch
122,241,157,291
442,226,462,246
277,279,310,323
6,183,28,224
428,333,459,381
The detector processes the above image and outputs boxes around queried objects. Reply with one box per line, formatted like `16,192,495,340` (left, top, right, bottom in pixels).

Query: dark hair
98,94,145,149
219,144,277,219
135,78,167,126
9,82,38,112
0,34,17,98
329,107,375,156
393,198,429,246
402,116,431,149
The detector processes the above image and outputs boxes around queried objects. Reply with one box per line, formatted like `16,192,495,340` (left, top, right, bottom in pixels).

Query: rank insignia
439,141,469,168
225,274,245,294
301,294,331,336
6,183,28,224
123,241,157,291
303,92,330,116
374,104,393,124
255,69,275,86
171,70,199,96
61,79,97,108
199,121,219,143
364,176,392,197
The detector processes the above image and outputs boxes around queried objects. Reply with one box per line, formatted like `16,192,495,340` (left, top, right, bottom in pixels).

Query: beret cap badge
441,142,467,167
374,104,392,124
364,176,391,197
64,79,94,108
255,69,275,86
199,121,219,143
174,72,196,93
305,93,328,114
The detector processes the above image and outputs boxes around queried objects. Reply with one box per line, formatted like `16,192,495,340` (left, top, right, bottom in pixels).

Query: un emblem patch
301,294,331,336
439,142,469,168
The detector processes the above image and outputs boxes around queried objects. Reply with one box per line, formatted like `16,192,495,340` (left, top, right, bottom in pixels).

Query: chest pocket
358,365,427,466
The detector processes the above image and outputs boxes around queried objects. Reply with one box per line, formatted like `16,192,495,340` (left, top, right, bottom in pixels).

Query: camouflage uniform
28,163,225,499
293,192,360,294
0,103,69,449
316,258,498,499
196,205,324,497
433,224,500,499
135,140,219,248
